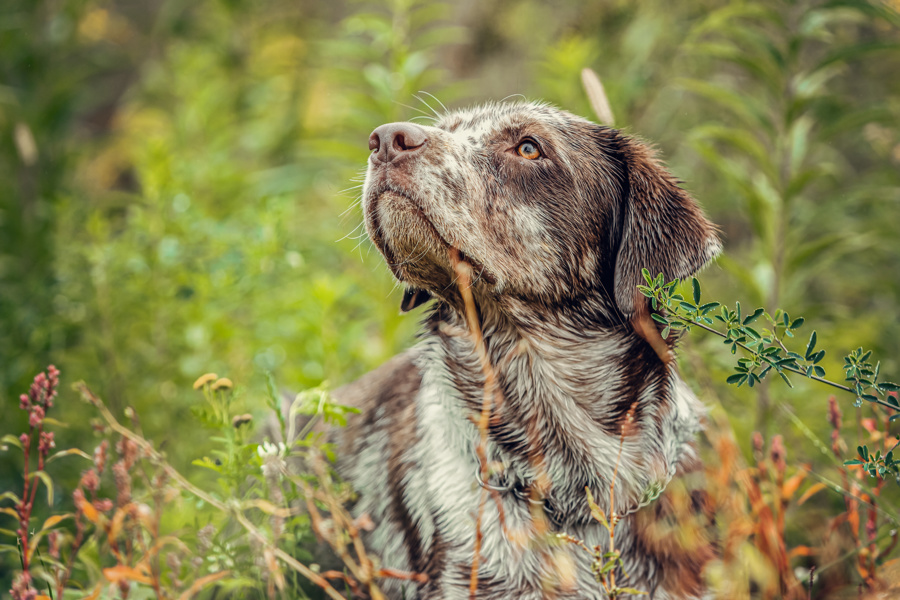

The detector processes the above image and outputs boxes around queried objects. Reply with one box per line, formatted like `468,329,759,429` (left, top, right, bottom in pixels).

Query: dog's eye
516,140,541,160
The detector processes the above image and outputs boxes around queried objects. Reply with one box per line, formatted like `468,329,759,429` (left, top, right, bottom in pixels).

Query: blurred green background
1,0,899,590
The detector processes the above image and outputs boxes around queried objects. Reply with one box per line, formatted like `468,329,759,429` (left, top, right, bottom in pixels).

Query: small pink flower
827,395,842,430
38,431,55,454
80,468,100,493
93,498,113,512
770,435,787,474
28,405,44,428
94,440,109,474
751,431,764,455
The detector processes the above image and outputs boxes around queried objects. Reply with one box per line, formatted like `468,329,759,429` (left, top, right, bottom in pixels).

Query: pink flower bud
93,498,113,512
38,431,55,455
28,405,44,428
827,396,842,430
770,435,787,474
751,431,764,455
80,468,100,493
94,440,109,474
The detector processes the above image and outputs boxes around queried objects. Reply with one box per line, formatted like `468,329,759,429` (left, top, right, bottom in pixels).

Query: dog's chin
369,190,495,294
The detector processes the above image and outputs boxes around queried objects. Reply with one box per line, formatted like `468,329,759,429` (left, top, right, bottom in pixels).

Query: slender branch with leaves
638,269,900,484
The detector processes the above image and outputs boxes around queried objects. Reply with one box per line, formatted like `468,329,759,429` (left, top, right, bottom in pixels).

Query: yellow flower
232,414,253,428
192,373,218,390
211,377,233,391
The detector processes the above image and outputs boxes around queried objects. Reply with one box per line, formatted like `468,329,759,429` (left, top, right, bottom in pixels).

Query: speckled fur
333,102,721,599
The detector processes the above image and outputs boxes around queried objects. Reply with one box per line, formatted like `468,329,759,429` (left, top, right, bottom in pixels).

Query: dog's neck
419,293,702,519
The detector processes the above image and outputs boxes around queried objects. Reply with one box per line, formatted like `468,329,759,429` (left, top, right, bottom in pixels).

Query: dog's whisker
498,93,527,105
392,100,437,121
418,90,448,115
336,221,366,243
339,199,363,219
412,93,441,119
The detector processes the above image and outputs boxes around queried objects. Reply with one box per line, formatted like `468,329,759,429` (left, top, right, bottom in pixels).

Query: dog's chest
339,330,703,599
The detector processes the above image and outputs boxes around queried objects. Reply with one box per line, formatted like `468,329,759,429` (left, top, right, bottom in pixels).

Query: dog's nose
369,123,427,163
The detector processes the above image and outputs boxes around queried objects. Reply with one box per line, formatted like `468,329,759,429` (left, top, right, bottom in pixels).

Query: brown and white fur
333,101,721,599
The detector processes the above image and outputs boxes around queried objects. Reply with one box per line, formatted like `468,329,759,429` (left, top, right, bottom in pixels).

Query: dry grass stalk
580,68,615,127
606,403,637,593
449,247,500,599
449,247,565,598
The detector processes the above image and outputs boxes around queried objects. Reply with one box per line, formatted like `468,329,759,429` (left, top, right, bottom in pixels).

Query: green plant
677,0,900,430
638,269,900,487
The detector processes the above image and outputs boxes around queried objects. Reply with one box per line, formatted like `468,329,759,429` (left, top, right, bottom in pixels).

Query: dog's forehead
435,101,577,141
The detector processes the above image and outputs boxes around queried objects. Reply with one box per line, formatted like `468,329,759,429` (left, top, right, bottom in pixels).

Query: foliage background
1,0,899,593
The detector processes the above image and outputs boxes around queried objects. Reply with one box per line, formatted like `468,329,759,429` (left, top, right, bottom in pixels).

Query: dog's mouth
367,187,496,304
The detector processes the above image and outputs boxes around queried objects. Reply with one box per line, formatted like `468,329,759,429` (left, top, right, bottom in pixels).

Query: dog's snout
369,123,427,163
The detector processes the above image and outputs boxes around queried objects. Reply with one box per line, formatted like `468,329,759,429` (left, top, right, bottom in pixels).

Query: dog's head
362,101,720,321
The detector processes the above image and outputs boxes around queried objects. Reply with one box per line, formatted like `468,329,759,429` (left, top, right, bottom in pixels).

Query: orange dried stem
450,247,558,596
377,568,429,584
632,309,673,366
470,486,487,599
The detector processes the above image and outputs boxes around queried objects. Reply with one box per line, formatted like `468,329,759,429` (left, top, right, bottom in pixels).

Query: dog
331,101,721,599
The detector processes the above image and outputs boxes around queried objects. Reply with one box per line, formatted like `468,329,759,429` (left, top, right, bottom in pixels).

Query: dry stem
449,247,558,598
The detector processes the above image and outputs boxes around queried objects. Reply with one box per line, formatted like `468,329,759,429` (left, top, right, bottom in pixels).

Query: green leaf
789,317,804,330
651,313,669,325
878,382,900,392
743,308,765,324
691,278,701,304
0,435,23,451
806,331,817,360
29,471,54,506
0,491,22,505
584,487,609,530
777,370,793,388
676,78,773,133
813,40,900,74
699,302,720,314
46,448,93,464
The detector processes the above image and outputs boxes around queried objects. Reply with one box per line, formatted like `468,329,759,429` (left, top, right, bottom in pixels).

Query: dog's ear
613,138,721,318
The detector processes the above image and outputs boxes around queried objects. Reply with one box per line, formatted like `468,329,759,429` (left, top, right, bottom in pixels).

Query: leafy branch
637,269,900,484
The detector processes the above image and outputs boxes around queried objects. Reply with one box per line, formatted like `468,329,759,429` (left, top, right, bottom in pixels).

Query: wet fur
333,102,720,599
